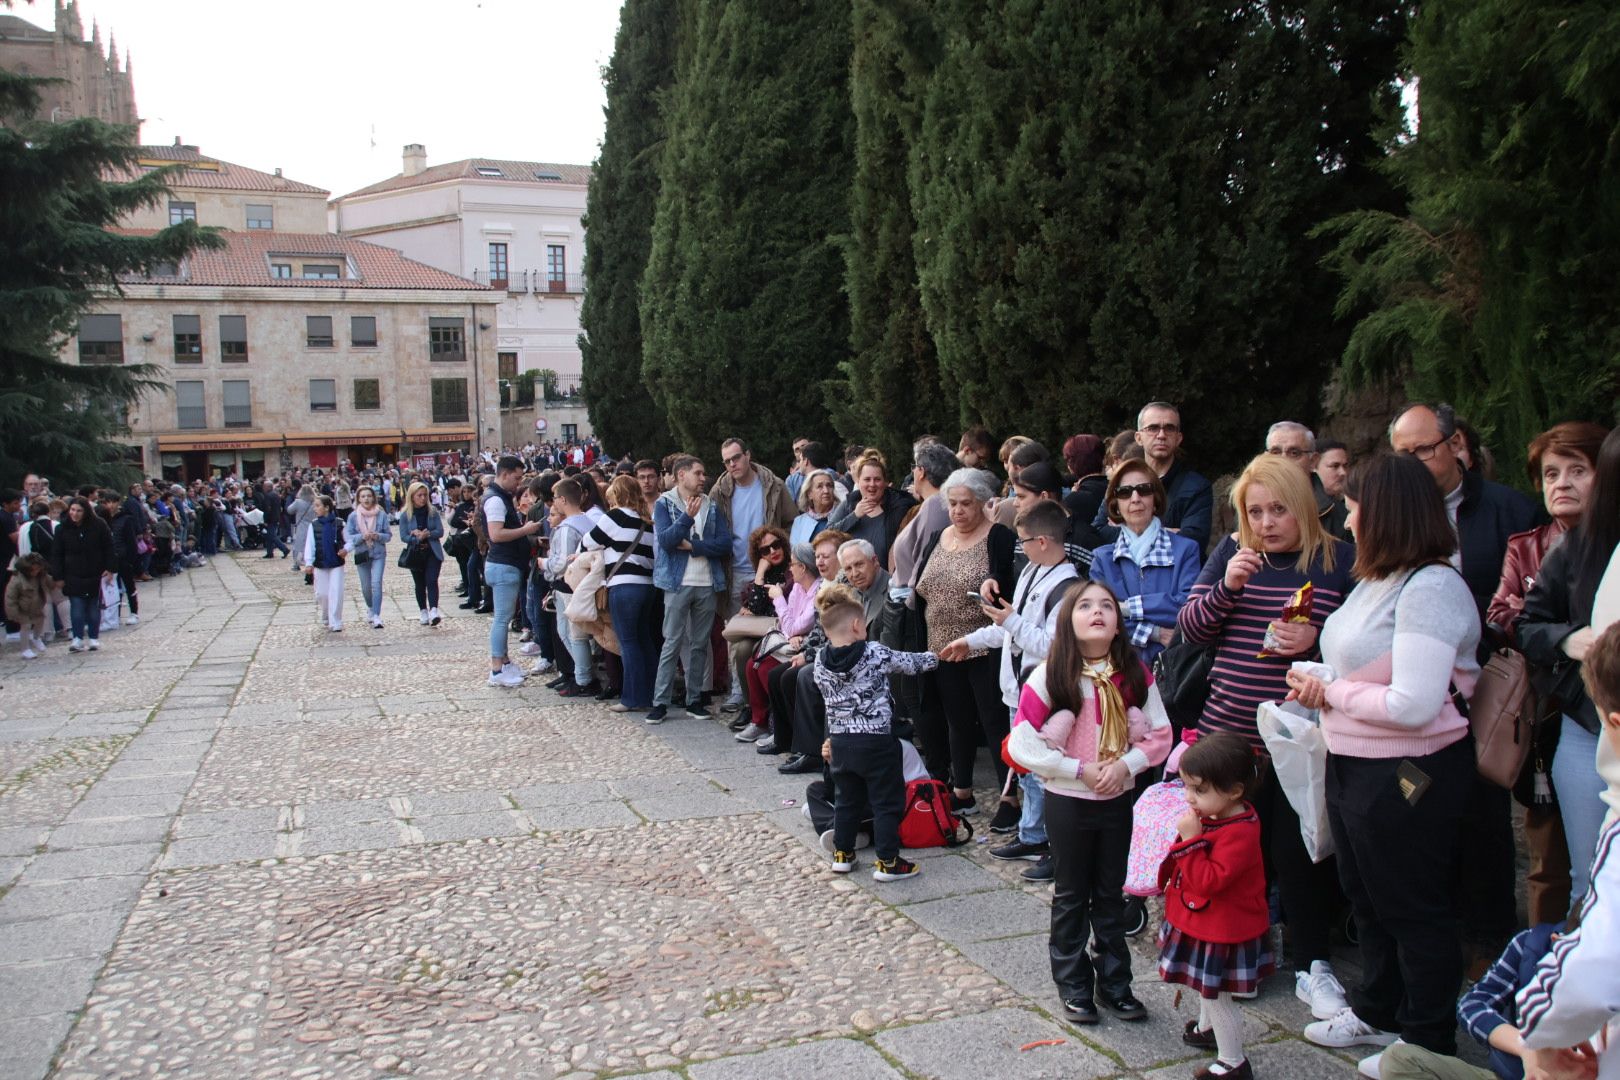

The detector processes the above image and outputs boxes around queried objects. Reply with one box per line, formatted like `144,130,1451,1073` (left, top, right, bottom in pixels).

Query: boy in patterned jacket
812,583,938,881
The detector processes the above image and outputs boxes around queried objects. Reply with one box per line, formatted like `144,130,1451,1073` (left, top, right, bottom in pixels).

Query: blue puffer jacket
652,491,730,593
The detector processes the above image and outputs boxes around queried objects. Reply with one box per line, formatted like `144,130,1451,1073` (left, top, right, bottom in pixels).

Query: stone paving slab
899,887,1054,943
685,1038,905,1080
876,1007,1118,1078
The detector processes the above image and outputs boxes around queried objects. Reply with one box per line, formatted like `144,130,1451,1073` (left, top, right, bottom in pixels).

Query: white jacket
962,561,1080,710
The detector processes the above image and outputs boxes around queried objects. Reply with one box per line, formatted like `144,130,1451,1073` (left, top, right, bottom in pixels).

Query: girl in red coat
1158,732,1274,1079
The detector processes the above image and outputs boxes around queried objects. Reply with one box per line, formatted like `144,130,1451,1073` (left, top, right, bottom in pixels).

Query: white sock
1205,992,1245,1066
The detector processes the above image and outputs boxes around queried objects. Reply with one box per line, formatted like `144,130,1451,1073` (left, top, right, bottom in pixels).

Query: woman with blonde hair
584,473,656,710
1178,453,1357,1022
400,481,445,626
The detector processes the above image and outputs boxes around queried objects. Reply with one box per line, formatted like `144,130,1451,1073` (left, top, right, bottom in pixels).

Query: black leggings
409,557,442,609
118,562,139,615
935,651,1007,792
1252,756,1341,968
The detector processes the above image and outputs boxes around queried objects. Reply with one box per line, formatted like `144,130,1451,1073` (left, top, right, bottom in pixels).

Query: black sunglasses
758,541,784,553
1115,483,1156,500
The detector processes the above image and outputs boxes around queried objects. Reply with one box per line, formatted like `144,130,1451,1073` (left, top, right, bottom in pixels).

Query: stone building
0,0,136,128
120,141,330,234
329,145,595,441
69,231,499,482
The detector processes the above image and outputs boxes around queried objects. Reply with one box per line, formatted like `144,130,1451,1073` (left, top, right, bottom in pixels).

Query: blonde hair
1231,453,1337,574
853,448,889,480
404,481,435,511
814,582,864,626
605,474,649,521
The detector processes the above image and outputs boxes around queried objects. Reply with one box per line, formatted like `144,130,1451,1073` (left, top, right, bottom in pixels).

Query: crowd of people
5,409,1619,1080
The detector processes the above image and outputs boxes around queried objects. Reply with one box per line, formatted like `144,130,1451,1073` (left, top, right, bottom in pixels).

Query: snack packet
1258,581,1314,658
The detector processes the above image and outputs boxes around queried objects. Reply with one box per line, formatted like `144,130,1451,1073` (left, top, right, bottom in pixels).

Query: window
245,203,273,230
488,242,508,289
309,379,337,412
535,170,563,181
353,378,381,411
498,352,518,380
173,314,201,362
169,201,196,225
222,380,252,427
561,423,578,441
429,317,465,361
271,263,292,279
350,316,377,348
306,316,333,348
431,378,468,423
474,165,503,177
302,264,340,280
547,245,566,292
220,315,247,361
175,380,206,429
77,314,123,364
151,261,180,278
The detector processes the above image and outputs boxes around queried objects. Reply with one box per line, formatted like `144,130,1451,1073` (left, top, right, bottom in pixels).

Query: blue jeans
556,605,593,686
485,562,522,663
1019,771,1048,845
69,592,102,641
1552,714,1608,905
608,583,656,709
355,551,386,618
526,573,546,650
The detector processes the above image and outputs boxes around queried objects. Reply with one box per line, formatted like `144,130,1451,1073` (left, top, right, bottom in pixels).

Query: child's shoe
830,850,856,874
1182,1019,1216,1049
1192,1060,1252,1080
872,856,919,882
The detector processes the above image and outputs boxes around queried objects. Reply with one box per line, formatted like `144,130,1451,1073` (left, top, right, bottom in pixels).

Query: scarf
1084,658,1130,761
354,504,381,538
1122,516,1163,567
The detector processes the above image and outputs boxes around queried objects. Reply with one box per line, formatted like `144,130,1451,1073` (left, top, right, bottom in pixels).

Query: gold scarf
1084,659,1129,761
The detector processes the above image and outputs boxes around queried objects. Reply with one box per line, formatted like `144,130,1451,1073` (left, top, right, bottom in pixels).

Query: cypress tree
641,0,854,467
0,64,223,487
907,0,1405,473
579,0,680,459
1319,0,1620,459
832,0,953,470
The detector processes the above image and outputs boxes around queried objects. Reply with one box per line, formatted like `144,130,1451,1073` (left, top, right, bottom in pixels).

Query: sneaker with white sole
20,647,38,659
488,669,524,688
87,638,101,650
819,827,871,853
30,634,47,651
124,614,139,625
1356,1042,1402,1080
69,637,85,652
1304,1008,1399,1049
518,641,542,655
734,724,764,743
420,610,431,625
872,856,920,881
1296,960,1349,1020
429,607,442,626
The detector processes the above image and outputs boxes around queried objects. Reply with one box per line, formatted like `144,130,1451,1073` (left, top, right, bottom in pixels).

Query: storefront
401,428,476,457
156,435,286,484
282,429,406,471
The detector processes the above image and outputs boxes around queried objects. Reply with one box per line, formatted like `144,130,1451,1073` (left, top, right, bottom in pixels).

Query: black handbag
1153,631,1216,735
352,548,371,567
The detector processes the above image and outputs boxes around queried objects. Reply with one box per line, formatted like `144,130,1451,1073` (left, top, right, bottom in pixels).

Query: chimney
403,143,427,177
173,135,181,146
274,167,282,176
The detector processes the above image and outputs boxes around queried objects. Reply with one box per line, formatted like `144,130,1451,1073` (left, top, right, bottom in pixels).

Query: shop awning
157,434,284,451
402,429,475,443
282,429,405,448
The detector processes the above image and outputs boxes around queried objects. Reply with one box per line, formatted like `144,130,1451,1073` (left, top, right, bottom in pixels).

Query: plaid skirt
1157,921,1276,999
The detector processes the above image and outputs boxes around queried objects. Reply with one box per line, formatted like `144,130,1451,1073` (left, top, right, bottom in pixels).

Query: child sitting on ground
1513,620,1620,1080
811,583,938,882
1159,732,1272,1080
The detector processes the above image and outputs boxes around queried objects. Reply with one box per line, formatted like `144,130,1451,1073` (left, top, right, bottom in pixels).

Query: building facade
0,1,137,128
121,141,330,234
329,145,594,439
69,232,499,482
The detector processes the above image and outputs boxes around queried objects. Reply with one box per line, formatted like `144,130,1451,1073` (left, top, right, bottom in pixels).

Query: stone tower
0,0,139,131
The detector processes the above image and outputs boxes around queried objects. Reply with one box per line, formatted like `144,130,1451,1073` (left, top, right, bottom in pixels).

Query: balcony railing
469,269,587,295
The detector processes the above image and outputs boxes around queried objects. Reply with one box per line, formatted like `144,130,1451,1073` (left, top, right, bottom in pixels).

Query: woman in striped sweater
586,476,656,712
1177,454,1356,1022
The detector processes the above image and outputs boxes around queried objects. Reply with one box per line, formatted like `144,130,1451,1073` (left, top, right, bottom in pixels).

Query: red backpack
897,778,974,849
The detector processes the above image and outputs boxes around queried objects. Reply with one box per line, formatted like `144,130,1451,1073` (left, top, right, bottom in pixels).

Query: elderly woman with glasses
1086,461,1202,664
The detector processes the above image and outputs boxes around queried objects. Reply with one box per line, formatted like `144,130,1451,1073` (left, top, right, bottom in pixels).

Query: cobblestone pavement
0,552,1382,1079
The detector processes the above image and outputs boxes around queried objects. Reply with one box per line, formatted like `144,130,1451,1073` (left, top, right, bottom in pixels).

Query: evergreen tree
579,0,680,459
640,0,854,467
831,0,954,470
906,0,1405,473
0,61,222,488
1319,0,1620,459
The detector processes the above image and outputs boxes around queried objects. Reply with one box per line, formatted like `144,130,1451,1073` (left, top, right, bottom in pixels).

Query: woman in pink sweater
740,542,824,742
1286,454,1482,1075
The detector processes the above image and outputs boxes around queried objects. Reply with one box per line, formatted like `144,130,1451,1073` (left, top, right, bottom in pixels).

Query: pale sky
16,0,621,198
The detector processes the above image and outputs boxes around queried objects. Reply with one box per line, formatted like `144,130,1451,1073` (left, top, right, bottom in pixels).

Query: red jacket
1487,522,1564,636
1157,804,1269,945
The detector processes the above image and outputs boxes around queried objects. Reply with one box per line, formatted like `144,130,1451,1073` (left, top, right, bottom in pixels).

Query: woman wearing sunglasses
1086,461,1202,665
727,525,793,738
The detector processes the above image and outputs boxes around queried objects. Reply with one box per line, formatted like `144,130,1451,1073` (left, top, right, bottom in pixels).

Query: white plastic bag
99,577,121,631
1256,699,1334,862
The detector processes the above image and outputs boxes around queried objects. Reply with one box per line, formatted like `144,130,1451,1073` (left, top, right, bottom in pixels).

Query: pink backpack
1125,778,1187,897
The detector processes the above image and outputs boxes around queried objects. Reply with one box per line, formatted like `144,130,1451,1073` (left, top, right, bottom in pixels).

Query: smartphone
967,591,992,605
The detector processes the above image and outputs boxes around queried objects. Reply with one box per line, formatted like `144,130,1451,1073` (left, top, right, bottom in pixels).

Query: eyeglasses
1114,483,1156,500
1266,447,1311,460
1400,438,1448,462
722,452,746,466
1016,535,1047,546
758,541,783,554
1141,423,1180,435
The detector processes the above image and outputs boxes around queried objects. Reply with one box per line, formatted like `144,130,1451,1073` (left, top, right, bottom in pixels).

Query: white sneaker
69,637,85,652
1296,960,1350,1020
1304,1008,1399,1049
500,661,528,681
370,615,384,629
87,638,101,650
30,634,46,650
488,669,524,688
4,632,18,643
734,725,764,743
518,641,542,655
430,607,441,625
419,610,431,625
125,614,139,625
20,648,38,659
1357,1042,1402,1079
531,658,553,673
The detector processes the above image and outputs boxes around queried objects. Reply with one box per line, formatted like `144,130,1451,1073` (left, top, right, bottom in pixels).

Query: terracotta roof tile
118,231,491,291
121,145,329,195
334,157,591,200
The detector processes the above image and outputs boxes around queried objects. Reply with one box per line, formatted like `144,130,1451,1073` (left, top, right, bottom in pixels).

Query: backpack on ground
897,777,972,849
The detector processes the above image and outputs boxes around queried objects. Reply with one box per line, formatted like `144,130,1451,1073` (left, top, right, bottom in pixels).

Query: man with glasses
1265,421,1350,541
1096,401,1213,548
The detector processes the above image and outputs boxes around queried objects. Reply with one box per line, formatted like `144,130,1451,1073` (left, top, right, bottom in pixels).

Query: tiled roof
124,144,329,195
334,157,592,200
117,231,491,291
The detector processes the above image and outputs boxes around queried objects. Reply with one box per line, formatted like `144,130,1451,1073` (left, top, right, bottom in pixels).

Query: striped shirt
586,507,654,588
1177,535,1356,751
